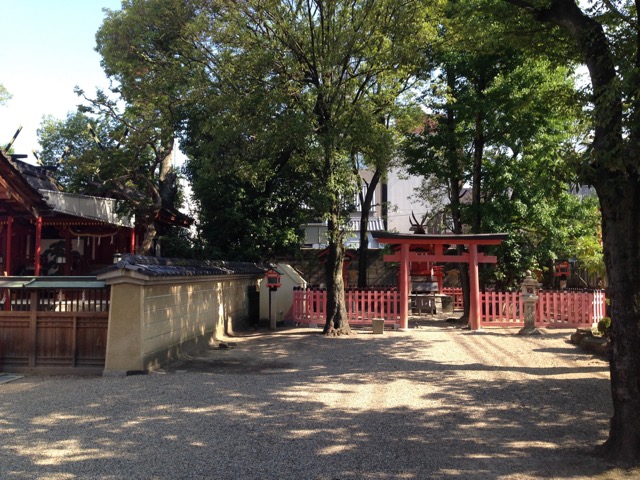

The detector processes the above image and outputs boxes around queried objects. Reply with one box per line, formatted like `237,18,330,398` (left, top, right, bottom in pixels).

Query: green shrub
597,317,612,335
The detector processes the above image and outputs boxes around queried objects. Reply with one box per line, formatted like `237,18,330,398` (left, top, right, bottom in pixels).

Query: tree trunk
138,219,157,255
323,207,351,336
594,175,640,464
445,67,471,321
506,0,639,463
357,205,370,289
159,137,177,207
357,169,382,288
320,131,351,335
471,81,485,234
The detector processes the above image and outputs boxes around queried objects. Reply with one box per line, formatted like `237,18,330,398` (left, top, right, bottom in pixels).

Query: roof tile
100,254,267,277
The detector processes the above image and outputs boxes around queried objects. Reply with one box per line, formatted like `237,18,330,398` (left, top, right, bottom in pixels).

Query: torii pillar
372,232,508,331
468,244,481,330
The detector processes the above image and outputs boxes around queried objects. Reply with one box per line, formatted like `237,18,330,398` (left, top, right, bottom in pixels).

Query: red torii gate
372,232,508,331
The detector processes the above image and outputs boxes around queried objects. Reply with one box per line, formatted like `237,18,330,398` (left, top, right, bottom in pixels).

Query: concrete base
372,318,385,334
518,326,542,335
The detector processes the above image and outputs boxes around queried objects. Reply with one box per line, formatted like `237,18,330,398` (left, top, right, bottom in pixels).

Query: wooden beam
399,243,409,330
372,231,508,245
34,216,42,276
384,253,498,264
5,216,12,275
130,228,136,254
0,168,41,218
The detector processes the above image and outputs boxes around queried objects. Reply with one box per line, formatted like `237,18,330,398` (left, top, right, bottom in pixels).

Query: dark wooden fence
0,277,110,374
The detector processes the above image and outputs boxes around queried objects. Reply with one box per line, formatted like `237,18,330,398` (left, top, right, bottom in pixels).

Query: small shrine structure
372,231,508,330
0,150,191,276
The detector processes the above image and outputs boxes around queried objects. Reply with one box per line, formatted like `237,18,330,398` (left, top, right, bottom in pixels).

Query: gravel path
0,320,635,479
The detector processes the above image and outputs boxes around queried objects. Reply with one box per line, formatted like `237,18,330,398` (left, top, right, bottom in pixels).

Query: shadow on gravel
0,323,631,480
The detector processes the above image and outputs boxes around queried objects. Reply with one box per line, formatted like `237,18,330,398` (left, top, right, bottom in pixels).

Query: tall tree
354,164,382,288
183,107,316,261
496,0,640,463
405,0,586,312
183,0,435,335
353,107,421,288
176,6,319,261
36,105,184,255
86,0,197,252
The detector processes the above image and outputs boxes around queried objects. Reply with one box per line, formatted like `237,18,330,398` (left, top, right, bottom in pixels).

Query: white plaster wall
259,264,307,322
103,271,260,373
141,278,254,360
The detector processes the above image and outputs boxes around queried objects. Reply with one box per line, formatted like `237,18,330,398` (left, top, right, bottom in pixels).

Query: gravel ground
0,319,637,480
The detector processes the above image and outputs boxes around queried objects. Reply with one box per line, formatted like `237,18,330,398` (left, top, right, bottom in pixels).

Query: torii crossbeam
371,232,508,330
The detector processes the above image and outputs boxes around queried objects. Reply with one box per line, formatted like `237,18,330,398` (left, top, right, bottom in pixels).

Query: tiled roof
11,158,61,192
101,254,267,277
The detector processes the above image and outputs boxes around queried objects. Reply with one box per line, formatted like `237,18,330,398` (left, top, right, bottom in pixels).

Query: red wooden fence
292,288,401,327
292,287,606,329
445,288,606,328
441,287,464,310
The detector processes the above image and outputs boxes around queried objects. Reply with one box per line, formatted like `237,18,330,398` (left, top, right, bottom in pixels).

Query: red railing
441,287,464,309
537,289,606,328
445,288,605,328
481,290,523,327
292,288,401,327
292,287,606,329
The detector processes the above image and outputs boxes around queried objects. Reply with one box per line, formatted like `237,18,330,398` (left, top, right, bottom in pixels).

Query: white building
302,167,439,248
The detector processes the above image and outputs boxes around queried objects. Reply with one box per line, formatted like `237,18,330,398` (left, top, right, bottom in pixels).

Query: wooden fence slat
1,286,110,371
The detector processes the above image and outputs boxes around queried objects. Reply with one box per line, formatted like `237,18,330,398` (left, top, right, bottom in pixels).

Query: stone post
519,270,542,335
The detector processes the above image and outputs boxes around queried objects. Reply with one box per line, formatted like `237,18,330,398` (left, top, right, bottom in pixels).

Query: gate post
28,291,37,367
399,243,409,330
469,244,481,331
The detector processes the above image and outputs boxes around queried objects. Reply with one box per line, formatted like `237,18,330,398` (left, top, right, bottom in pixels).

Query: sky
0,0,123,163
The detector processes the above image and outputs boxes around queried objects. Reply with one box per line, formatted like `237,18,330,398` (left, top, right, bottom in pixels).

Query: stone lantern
519,270,542,335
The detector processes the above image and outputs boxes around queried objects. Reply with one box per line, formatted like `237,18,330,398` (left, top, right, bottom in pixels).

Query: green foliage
403,0,597,288
37,112,111,192
159,226,196,259
173,0,438,261
37,108,184,221
33,0,196,253
597,316,612,336
184,154,313,261
486,191,602,287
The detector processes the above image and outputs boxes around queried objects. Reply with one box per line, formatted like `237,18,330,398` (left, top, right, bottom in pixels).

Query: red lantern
554,261,571,278
265,268,282,289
